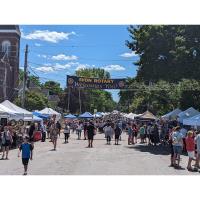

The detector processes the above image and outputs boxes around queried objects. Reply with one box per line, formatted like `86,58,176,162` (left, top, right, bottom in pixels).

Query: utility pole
67,87,70,113
78,88,82,114
22,44,28,108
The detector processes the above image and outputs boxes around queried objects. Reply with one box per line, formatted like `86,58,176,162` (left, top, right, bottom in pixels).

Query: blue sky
20,25,138,101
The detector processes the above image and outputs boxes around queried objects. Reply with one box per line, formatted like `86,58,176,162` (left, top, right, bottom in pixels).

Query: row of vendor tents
0,100,61,122
123,111,157,120
162,107,200,126
0,100,109,122
2,100,200,127
64,112,107,119
124,107,200,126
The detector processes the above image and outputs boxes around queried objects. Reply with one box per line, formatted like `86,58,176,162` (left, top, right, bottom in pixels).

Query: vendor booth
64,114,77,119
178,107,200,123
79,112,94,118
38,107,61,121
33,111,49,119
138,110,157,121
161,108,182,120
183,114,200,126
126,112,138,120
93,112,103,118
0,100,33,120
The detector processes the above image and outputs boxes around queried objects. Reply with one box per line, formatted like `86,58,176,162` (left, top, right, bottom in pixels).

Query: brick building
0,25,21,101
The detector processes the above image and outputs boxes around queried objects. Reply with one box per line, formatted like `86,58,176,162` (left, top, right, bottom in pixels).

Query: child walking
18,136,34,175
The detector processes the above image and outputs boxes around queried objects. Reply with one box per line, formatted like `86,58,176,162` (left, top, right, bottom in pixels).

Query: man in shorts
172,126,183,168
18,136,33,175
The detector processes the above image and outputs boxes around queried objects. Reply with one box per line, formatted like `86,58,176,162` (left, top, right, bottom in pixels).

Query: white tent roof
178,107,200,123
39,107,61,116
93,113,102,118
126,113,138,119
0,104,18,115
162,108,182,120
1,100,32,117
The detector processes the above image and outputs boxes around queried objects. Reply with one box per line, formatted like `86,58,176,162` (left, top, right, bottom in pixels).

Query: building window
2,40,11,56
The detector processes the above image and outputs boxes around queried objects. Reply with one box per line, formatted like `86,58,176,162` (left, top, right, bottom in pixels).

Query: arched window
2,40,11,56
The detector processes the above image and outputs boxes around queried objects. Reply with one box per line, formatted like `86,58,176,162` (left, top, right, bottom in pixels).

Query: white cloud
35,43,41,47
120,51,136,58
103,65,125,71
76,64,88,71
36,66,54,73
35,63,72,73
51,54,78,61
22,30,76,43
37,54,48,59
53,63,71,70
35,62,126,74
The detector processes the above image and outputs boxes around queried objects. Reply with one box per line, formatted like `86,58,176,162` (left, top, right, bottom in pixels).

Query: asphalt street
0,132,199,175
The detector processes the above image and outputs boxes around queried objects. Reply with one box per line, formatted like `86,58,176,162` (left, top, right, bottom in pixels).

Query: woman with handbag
1,126,13,160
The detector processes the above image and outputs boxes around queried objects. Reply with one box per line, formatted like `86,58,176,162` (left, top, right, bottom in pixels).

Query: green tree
178,79,200,110
127,25,200,83
76,68,110,78
42,81,63,95
15,91,49,111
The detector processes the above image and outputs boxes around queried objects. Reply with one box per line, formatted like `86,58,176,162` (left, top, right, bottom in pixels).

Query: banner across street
67,75,127,89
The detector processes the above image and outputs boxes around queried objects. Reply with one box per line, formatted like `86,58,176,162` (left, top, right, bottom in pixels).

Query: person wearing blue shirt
18,136,34,175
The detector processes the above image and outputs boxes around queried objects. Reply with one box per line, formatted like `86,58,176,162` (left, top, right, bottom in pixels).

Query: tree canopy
119,25,200,115
127,25,200,83
42,81,63,95
15,91,49,111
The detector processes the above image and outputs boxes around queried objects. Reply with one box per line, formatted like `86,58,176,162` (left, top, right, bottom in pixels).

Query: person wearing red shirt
185,131,196,171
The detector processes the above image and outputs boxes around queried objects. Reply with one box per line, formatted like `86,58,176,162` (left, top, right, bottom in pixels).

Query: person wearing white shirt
76,122,82,140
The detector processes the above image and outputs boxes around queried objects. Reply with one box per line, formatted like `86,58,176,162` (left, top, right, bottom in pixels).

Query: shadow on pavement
126,144,170,156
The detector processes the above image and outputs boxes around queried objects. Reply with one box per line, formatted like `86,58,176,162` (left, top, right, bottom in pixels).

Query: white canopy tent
126,113,138,119
93,113,103,118
38,107,61,120
0,104,21,119
0,104,18,115
178,107,200,123
1,100,33,119
161,108,182,120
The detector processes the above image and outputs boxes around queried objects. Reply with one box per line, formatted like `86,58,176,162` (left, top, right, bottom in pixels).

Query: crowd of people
1,114,200,174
